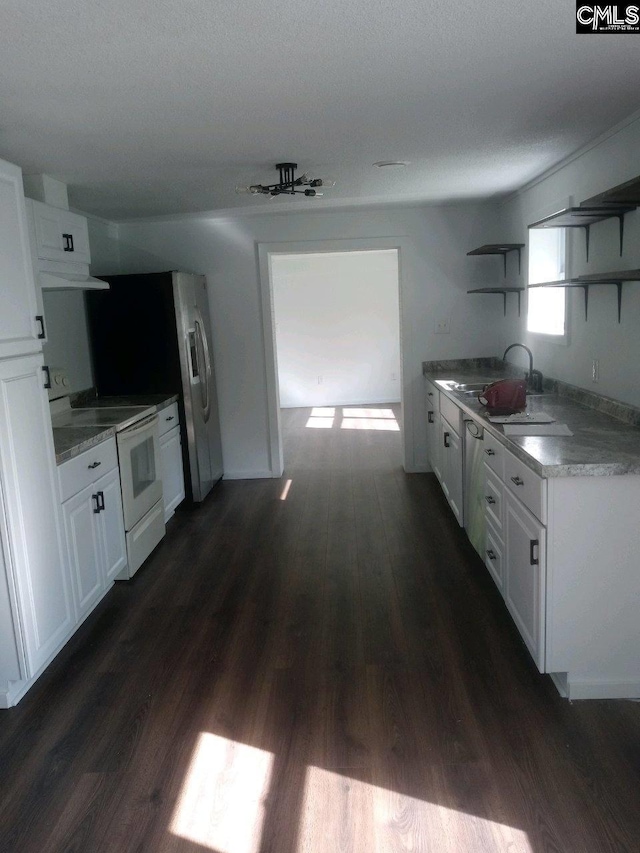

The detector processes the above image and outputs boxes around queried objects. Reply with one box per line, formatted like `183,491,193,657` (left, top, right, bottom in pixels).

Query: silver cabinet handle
486,549,497,561
165,415,175,421
485,495,496,505
88,461,102,469
427,411,434,423
485,448,495,456
36,315,46,339
511,475,524,486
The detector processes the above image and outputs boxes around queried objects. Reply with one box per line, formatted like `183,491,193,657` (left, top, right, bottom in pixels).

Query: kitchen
1,4,640,851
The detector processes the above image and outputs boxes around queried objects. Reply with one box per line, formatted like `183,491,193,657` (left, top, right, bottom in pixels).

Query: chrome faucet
502,343,544,393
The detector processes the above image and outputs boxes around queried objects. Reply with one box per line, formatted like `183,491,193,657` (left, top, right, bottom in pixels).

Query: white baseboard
223,470,275,480
280,398,401,409
566,677,640,700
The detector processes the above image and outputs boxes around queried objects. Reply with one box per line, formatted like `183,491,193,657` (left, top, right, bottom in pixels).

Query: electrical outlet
435,316,451,335
317,375,323,385
592,359,599,382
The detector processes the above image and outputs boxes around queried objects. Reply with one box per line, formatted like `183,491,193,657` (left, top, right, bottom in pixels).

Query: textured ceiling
0,0,639,220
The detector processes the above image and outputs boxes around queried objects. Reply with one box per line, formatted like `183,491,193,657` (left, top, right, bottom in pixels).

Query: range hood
39,270,109,290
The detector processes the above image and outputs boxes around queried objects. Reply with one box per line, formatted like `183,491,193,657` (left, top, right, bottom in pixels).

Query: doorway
259,240,408,476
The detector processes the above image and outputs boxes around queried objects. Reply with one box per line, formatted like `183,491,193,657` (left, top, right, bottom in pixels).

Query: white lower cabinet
439,415,463,525
0,353,73,707
504,490,546,671
60,441,127,620
63,484,103,619
159,405,185,522
425,379,442,482
97,468,128,583
484,517,504,592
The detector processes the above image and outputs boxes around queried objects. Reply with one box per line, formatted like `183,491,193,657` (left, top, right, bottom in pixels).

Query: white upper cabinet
32,200,91,266
0,158,41,359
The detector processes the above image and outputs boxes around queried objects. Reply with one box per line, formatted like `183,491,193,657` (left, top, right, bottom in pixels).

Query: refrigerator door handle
194,313,211,423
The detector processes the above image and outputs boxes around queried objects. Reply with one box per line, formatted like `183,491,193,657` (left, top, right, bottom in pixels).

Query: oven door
117,414,163,531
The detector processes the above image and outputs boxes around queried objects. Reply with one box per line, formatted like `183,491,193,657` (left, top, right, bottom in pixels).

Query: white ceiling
1,0,639,221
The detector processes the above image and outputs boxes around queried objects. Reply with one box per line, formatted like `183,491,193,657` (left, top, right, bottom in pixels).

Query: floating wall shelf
467,244,524,277
529,205,635,261
582,174,640,207
467,287,524,317
528,269,640,323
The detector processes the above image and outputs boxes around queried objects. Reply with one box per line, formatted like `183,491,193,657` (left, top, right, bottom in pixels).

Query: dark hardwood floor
1,403,639,852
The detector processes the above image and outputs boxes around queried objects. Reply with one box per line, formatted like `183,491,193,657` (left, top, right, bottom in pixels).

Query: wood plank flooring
1,403,639,852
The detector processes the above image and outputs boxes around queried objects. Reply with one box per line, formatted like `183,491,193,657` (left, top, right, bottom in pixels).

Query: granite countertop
424,363,640,478
53,394,179,465
53,426,116,465
73,394,179,413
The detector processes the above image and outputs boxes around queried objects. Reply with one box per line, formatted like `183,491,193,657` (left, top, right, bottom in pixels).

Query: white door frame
257,237,413,477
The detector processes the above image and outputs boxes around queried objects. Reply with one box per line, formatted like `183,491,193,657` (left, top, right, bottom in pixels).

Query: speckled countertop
76,394,179,413
424,361,640,478
53,394,179,465
53,426,116,465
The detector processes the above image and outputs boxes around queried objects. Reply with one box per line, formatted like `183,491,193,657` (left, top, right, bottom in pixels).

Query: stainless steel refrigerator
86,271,223,502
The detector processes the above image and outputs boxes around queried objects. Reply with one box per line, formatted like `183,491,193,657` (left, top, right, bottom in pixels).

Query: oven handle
117,413,159,441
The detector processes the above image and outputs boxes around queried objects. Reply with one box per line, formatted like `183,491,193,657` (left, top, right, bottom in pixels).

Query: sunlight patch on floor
305,406,400,431
305,416,335,428
298,766,533,853
170,733,273,853
280,478,293,500
341,418,400,431
342,407,396,419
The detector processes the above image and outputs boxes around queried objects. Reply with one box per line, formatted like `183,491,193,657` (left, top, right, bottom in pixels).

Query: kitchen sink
453,382,489,392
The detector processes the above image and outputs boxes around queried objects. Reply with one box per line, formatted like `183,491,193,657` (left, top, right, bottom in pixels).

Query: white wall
41,290,93,393
272,250,401,408
117,202,502,477
495,113,640,405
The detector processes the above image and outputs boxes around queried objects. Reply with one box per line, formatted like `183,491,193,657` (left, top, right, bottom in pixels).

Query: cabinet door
504,491,546,671
32,200,65,261
440,416,463,526
58,210,91,265
0,354,73,676
160,425,186,521
0,159,40,358
426,408,442,482
32,202,91,266
62,486,103,620
94,467,127,583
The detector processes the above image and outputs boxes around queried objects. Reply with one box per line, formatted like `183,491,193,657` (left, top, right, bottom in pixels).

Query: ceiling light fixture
236,162,335,198
373,160,408,168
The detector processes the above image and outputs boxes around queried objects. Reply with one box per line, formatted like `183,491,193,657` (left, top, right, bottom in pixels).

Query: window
527,227,567,338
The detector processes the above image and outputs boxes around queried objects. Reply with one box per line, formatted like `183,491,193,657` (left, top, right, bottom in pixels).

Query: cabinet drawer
58,437,118,503
484,518,504,593
482,430,504,479
440,394,461,433
32,201,91,265
158,402,180,438
484,467,504,532
424,379,440,414
504,449,547,524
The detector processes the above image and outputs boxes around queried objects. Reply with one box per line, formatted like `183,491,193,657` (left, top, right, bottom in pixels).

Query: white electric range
50,374,165,578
